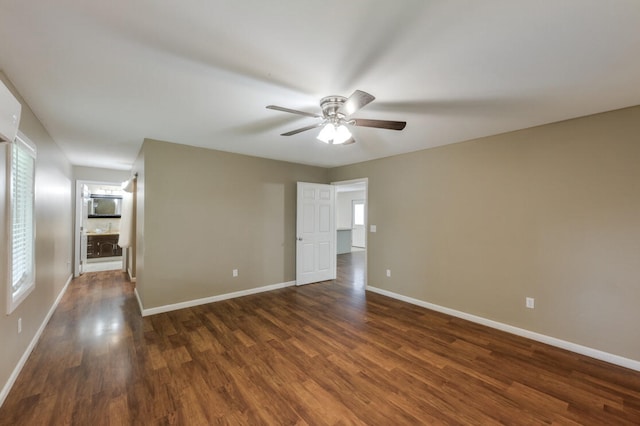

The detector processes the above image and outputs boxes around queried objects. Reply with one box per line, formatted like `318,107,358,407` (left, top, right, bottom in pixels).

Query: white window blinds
8,133,36,313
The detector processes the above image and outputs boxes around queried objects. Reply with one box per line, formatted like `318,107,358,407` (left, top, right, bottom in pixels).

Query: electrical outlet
18,318,22,334
232,269,238,277
526,297,535,309
386,269,391,277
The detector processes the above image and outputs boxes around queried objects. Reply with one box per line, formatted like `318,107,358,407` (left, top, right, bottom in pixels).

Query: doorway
333,178,368,288
74,180,125,276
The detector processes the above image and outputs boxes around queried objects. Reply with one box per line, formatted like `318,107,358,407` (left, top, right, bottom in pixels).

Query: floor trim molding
134,287,144,316
139,281,297,317
1,273,73,407
366,285,640,372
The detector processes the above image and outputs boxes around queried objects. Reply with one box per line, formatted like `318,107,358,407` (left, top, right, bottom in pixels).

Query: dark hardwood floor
1,251,639,425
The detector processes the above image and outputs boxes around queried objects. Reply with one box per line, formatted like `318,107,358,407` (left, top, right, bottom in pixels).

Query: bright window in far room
353,201,365,226
6,132,36,314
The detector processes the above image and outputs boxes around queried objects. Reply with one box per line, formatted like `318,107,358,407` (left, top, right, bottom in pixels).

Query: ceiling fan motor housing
320,96,347,123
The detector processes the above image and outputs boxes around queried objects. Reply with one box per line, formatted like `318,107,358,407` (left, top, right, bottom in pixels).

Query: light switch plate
370,225,376,232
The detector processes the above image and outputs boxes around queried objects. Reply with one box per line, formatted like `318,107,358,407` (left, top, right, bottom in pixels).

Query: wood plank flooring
1,251,639,424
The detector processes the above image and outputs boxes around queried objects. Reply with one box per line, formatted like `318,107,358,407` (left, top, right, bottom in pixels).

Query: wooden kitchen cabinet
87,234,122,258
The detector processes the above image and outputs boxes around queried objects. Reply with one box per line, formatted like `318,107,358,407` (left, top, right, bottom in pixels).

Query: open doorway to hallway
333,178,368,289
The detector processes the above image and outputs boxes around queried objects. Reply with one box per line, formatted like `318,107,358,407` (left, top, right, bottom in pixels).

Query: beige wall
134,139,327,309
0,73,73,398
328,106,640,361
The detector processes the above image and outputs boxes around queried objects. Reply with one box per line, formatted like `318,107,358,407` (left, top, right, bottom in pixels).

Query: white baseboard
140,281,297,317
134,287,144,315
0,273,73,407
366,285,640,372
127,267,136,283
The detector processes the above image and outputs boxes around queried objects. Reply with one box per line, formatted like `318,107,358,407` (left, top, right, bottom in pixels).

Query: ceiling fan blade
281,122,324,136
352,118,406,131
266,105,321,118
338,90,375,116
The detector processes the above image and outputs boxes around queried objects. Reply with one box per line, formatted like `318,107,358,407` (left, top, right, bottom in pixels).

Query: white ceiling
1,1,639,171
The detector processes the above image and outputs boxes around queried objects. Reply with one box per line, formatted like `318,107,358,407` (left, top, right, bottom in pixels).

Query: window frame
6,131,37,314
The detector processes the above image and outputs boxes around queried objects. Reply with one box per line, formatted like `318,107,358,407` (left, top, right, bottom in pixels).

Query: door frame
73,179,125,277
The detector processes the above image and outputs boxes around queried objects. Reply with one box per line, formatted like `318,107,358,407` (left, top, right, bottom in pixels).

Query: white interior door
296,182,336,285
352,199,366,248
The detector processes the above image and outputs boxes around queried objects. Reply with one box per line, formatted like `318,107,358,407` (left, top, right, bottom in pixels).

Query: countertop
86,231,120,236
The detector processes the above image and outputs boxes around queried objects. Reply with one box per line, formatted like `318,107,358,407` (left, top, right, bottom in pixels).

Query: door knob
297,237,303,241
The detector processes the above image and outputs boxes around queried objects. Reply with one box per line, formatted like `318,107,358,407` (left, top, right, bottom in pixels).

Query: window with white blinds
7,133,36,314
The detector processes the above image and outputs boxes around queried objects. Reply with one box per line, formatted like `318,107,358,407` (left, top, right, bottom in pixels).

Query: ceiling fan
266,90,406,145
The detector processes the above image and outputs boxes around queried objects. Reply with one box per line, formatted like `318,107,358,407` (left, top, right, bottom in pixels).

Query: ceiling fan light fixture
317,123,335,143
334,124,352,144
317,123,351,145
